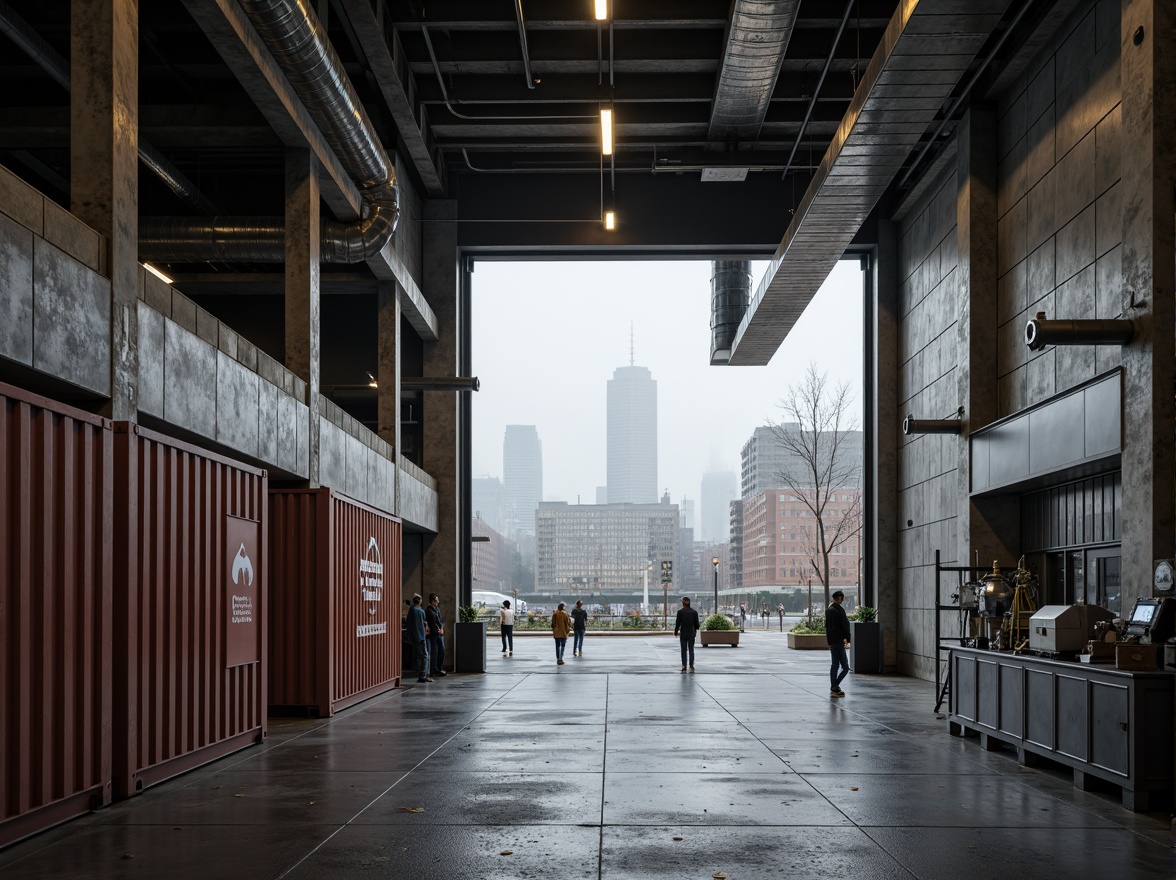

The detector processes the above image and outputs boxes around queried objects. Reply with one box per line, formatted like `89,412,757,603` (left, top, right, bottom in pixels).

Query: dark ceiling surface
0,1,1042,266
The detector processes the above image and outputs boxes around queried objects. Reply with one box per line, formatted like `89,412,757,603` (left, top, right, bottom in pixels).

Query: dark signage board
226,514,262,667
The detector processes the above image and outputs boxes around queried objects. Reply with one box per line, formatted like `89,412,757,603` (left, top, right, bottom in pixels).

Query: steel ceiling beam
727,0,1015,366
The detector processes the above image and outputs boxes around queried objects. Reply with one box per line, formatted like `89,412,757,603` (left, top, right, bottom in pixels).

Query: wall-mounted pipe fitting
401,377,481,392
1024,312,1134,351
903,407,965,436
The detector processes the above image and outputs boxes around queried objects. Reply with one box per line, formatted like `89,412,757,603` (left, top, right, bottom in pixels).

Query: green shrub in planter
458,605,480,623
791,614,826,635
702,613,735,631
850,606,877,623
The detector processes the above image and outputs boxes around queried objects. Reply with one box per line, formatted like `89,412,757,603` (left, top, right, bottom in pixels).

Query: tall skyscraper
472,476,505,533
700,470,737,542
503,425,543,538
606,363,657,503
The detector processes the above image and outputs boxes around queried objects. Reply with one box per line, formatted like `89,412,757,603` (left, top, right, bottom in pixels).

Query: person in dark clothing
674,596,701,672
406,594,431,683
571,599,589,656
425,594,447,677
826,590,851,697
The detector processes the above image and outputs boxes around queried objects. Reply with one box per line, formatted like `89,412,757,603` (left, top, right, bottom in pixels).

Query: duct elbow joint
1024,313,1134,351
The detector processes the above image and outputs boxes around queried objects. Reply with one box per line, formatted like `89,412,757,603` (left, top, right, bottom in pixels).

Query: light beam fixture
594,0,608,21
600,107,614,155
604,210,616,231
142,262,174,284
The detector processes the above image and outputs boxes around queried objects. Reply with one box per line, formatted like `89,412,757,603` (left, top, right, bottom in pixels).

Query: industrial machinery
1124,597,1176,644
1029,604,1115,656
999,556,1038,651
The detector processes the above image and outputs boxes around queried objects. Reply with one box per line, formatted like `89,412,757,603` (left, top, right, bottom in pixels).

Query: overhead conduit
727,0,1016,366
139,0,398,264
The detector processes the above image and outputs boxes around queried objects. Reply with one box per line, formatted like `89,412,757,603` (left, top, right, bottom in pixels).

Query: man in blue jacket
826,590,851,697
406,594,432,683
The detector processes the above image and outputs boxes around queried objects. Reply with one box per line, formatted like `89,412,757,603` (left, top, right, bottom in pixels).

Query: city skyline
471,260,864,509
606,363,658,503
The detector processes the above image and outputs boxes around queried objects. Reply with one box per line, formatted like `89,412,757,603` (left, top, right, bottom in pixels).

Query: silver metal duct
0,0,219,215
710,260,751,365
141,0,399,263
708,1,801,142
236,0,397,260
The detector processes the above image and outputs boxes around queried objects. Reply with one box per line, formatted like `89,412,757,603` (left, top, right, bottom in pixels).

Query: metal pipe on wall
710,260,751,365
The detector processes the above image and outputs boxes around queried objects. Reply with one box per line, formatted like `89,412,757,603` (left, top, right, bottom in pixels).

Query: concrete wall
137,276,310,479
394,154,422,286
399,455,439,533
0,164,111,396
318,396,397,514
891,0,1123,681
995,0,1122,415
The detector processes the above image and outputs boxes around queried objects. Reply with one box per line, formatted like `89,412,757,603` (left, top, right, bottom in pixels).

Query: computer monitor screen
1130,602,1156,625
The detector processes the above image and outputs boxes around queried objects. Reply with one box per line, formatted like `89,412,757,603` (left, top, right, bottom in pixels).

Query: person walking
674,596,701,673
570,599,588,656
827,590,852,697
406,594,432,683
499,600,515,656
552,602,572,665
425,594,447,677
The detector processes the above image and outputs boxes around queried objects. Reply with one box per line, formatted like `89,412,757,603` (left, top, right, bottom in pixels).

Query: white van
472,590,527,615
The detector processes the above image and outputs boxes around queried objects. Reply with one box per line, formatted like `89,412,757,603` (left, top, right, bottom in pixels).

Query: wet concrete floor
2,630,1173,878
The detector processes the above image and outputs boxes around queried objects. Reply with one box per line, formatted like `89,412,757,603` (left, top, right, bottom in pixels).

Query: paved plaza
2,631,1173,879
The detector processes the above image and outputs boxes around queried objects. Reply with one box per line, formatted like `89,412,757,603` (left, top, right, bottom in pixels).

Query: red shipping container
270,488,402,716
113,424,267,798
0,382,113,847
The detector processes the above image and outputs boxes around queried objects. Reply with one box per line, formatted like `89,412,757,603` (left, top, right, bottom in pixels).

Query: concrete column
71,0,138,420
870,223,900,671
377,280,401,511
421,200,461,667
285,151,321,485
1120,0,1176,602
956,107,1019,566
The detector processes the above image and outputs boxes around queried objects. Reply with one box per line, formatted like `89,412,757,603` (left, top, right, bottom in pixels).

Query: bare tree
770,363,863,612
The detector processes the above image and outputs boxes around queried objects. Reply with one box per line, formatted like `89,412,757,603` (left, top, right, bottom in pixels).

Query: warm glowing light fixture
600,107,614,155
143,262,174,284
604,211,616,231
366,372,378,388
594,0,608,21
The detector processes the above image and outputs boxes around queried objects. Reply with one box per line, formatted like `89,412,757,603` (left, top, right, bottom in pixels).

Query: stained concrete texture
1,631,1173,879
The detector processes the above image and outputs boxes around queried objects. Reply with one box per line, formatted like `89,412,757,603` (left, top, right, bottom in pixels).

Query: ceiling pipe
401,377,481,392
0,0,220,214
903,408,966,435
1024,313,1135,351
513,0,536,90
141,0,398,263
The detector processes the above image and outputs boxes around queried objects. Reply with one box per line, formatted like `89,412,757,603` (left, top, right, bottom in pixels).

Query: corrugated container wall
113,424,268,798
0,383,113,847
270,489,402,716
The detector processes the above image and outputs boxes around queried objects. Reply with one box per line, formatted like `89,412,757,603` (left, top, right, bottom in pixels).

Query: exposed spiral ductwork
710,260,751,365
140,0,398,263
708,1,801,142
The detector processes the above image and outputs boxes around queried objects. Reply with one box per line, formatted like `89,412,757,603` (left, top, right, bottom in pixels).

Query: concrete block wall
137,276,310,479
399,455,438,533
318,395,397,514
0,163,111,396
394,154,422,285
895,168,961,681
995,0,1122,416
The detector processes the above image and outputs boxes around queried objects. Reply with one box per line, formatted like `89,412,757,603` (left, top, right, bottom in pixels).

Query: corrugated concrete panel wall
995,0,1122,415
896,170,961,681
113,425,267,798
269,489,402,716
0,384,113,846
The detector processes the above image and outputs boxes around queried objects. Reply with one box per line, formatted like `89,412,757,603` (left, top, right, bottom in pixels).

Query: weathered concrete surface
1,636,1171,880
398,459,439,532
285,150,321,485
376,280,400,515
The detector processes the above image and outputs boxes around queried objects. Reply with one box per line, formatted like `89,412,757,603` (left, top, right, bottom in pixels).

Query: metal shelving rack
933,550,1017,713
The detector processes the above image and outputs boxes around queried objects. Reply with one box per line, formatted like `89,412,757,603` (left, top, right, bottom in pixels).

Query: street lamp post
711,557,720,616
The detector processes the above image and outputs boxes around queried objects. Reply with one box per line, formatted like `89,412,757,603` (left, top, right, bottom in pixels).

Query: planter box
850,621,881,673
455,621,487,672
700,630,740,647
787,632,828,650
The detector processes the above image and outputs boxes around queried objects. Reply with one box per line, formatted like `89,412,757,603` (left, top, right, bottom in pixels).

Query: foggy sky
471,260,865,512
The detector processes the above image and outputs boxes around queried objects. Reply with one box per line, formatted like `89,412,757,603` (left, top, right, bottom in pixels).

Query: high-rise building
535,500,679,595
503,425,543,538
740,425,863,498
679,497,695,529
606,364,657,503
729,499,744,588
472,476,505,533
700,470,737,542
741,488,862,593
471,515,516,594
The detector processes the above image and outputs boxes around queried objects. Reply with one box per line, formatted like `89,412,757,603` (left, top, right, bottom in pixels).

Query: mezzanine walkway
1,632,1172,879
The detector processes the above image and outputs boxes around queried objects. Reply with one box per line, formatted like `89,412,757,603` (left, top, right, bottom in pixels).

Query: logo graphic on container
232,543,255,586
357,536,387,638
